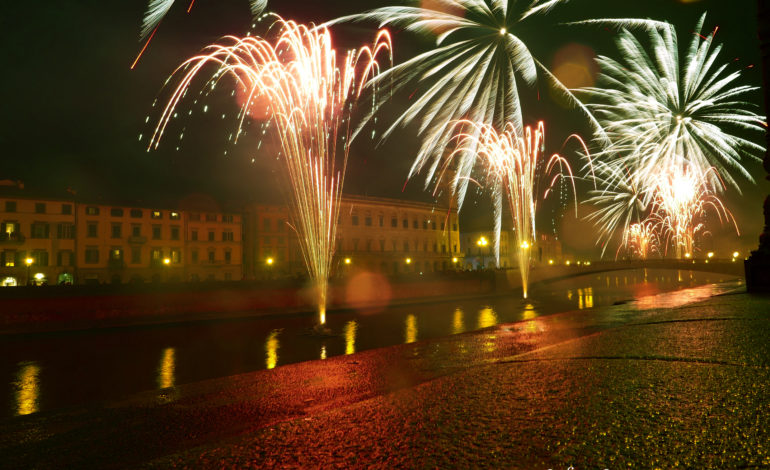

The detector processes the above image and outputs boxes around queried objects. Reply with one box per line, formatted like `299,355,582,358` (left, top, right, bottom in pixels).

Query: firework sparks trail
649,164,739,258
327,1,667,265
132,0,268,69
441,121,575,299
150,16,392,325
582,14,764,255
625,220,659,260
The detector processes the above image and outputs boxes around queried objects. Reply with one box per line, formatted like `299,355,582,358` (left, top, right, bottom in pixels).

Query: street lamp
707,252,714,259
476,236,489,268
163,257,171,265
344,257,351,265
732,251,740,262
24,257,33,286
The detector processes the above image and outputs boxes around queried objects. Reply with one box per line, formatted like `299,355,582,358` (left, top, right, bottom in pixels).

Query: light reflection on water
405,314,418,343
477,308,498,329
452,308,465,335
14,362,40,416
1,269,740,417
157,348,175,389
266,330,280,369
344,321,357,355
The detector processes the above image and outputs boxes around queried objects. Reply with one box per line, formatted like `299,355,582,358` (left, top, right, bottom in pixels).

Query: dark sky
0,0,766,255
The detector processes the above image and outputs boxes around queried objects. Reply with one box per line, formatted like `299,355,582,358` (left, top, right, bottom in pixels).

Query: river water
0,268,741,418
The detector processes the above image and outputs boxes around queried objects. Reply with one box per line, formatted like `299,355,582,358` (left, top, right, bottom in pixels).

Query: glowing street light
707,252,714,259
266,257,274,266
405,258,412,264
24,257,33,286
732,251,740,258
476,236,488,247
684,253,692,259
520,241,530,249
548,259,554,265
452,257,458,263
344,257,351,265
163,257,171,265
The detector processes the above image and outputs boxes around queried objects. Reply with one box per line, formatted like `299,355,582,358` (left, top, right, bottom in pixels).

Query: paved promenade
2,282,768,468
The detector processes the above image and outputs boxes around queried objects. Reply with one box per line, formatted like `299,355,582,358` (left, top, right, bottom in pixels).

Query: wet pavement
1,280,768,468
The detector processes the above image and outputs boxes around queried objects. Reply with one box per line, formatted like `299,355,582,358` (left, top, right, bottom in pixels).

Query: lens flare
151,17,391,324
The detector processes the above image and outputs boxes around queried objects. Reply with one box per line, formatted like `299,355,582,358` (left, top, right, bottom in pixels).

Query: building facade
461,230,563,270
243,195,464,279
0,190,242,285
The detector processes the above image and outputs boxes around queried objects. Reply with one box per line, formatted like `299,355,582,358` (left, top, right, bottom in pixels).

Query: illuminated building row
0,188,242,285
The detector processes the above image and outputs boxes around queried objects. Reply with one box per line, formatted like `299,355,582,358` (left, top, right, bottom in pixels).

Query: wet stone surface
2,283,768,468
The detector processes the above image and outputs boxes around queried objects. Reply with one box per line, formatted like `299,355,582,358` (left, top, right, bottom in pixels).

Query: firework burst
329,1,665,265
583,14,764,255
625,220,659,260
441,121,575,298
150,16,391,324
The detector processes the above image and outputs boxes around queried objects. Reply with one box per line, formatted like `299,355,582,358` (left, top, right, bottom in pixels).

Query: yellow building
243,194,463,278
461,230,563,270
0,185,241,285
0,192,76,286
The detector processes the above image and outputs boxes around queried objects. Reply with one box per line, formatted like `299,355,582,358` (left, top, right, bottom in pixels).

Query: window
130,209,142,218
170,226,180,240
391,217,397,228
62,204,72,215
85,247,99,264
423,220,428,230
441,221,446,230
131,247,141,264
191,250,198,264
263,218,271,231
208,250,215,263
391,240,397,251
32,250,49,267
403,219,409,229
132,225,141,237
453,223,458,231
87,222,98,238
208,231,215,241
151,210,162,219
366,239,372,251
189,213,200,221
5,201,17,212
403,241,409,252
224,272,232,281
171,249,181,264
222,214,233,223
86,206,99,216
111,223,122,239
353,239,359,251
442,244,447,253
413,220,418,229
365,216,372,227
57,250,74,267
35,203,46,214
2,222,18,236
424,242,428,252
277,219,285,231
206,214,217,222
222,231,234,241
2,250,16,267
433,243,437,252
433,219,438,230
57,223,75,239
224,250,231,264
379,240,385,251
170,212,180,220
191,230,198,241
453,244,457,252
110,208,124,217
352,215,359,226
111,248,123,261
379,215,384,227
152,225,161,240
31,223,50,239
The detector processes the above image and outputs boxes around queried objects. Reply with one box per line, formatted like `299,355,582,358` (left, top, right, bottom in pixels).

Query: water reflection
478,307,498,329
157,348,175,389
405,314,417,343
14,361,40,416
452,308,465,335
344,321,357,355
320,345,327,360
522,304,539,333
265,330,280,369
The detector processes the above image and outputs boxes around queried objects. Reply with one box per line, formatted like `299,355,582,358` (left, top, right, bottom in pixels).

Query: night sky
0,0,766,256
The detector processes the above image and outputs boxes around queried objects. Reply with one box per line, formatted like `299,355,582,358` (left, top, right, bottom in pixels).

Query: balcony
0,232,25,245
128,235,147,244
